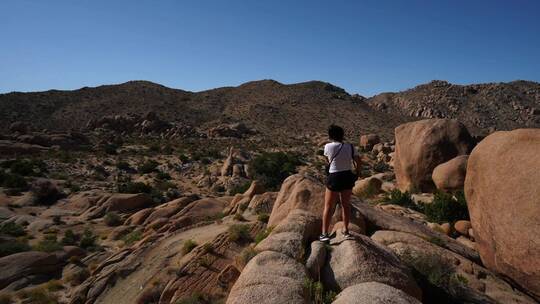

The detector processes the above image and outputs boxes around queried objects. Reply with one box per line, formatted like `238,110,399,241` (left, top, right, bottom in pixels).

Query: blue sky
1,0,539,96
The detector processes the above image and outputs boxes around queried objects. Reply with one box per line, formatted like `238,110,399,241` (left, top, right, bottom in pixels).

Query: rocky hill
367,80,540,135
0,80,405,140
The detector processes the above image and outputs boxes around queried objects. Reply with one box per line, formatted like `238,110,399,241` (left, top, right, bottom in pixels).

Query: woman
320,125,361,242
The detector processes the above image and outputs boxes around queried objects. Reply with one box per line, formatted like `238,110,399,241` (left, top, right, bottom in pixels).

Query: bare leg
340,189,352,233
322,188,339,235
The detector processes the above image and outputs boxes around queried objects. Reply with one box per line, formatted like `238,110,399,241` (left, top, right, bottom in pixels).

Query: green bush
33,235,63,252
254,227,273,244
182,239,198,255
116,161,131,171
104,212,122,227
233,213,245,221
103,144,118,155
304,278,337,304
61,229,78,246
228,224,251,243
373,161,390,173
381,189,421,211
118,181,153,194
122,230,142,246
138,160,159,174
79,228,97,249
175,293,209,304
229,181,251,196
1,173,27,189
424,191,469,224
0,240,31,257
249,152,302,190
257,213,270,223
1,159,47,176
156,171,171,180
238,246,258,266
0,222,26,237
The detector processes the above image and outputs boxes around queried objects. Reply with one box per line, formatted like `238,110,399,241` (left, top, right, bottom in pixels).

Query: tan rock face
352,177,382,198
360,134,380,151
465,129,540,299
394,119,474,192
226,251,308,304
248,192,278,215
332,282,421,304
432,155,468,192
0,251,63,290
268,174,325,227
372,230,537,304
322,234,422,300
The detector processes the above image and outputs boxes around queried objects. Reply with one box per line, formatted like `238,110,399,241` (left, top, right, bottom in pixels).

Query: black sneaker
319,233,330,242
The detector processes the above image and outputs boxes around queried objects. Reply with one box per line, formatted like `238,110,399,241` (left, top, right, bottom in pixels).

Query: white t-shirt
324,141,359,173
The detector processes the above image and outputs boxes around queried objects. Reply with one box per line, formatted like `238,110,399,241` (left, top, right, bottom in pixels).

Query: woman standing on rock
320,124,361,242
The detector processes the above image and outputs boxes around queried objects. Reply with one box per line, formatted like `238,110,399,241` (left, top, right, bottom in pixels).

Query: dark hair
328,124,344,142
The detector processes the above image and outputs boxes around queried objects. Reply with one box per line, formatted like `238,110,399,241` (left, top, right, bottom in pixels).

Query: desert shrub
1,173,27,189
103,144,118,155
116,161,132,171
257,213,270,223
156,171,171,180
228,224,251,243
1,159,47,177
229,181,251,196
197,256,213,268
238,246,258,266
400,249,454,287
44,280,64,292
61,229,78,246
138,160,159,174
33,234,63,252
0,240,31,257
201,243,213,254
381,189,421,211
254,227,273,244
155,180,176,191
0,292,13,304
182,239,198,255
424,191,469,224
118,181,153,194
65,268,90,286
233,213,245,221
122,230,142,246
249,152,302,190
17,286,58,304
304,278,337,304
79,228,97,250
104,212,122,227
373,161,390,173
0,222,26,237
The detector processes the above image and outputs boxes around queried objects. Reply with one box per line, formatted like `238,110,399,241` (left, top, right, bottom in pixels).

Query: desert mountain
0,80,404,140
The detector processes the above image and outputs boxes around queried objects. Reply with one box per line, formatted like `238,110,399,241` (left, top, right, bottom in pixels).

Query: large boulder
360,134,380,151
352,177,382,198
0,251,63,290
432,155,469,192
248,192,278,215
465,129,540,299
394,119,474,192
255,210,320,260
332,282,421,304
268,174,325,227
322,234,422,300
226,251,308,304
372,230,537,304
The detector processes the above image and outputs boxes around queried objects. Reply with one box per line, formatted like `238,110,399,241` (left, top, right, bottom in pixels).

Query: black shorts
326,170,357,192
